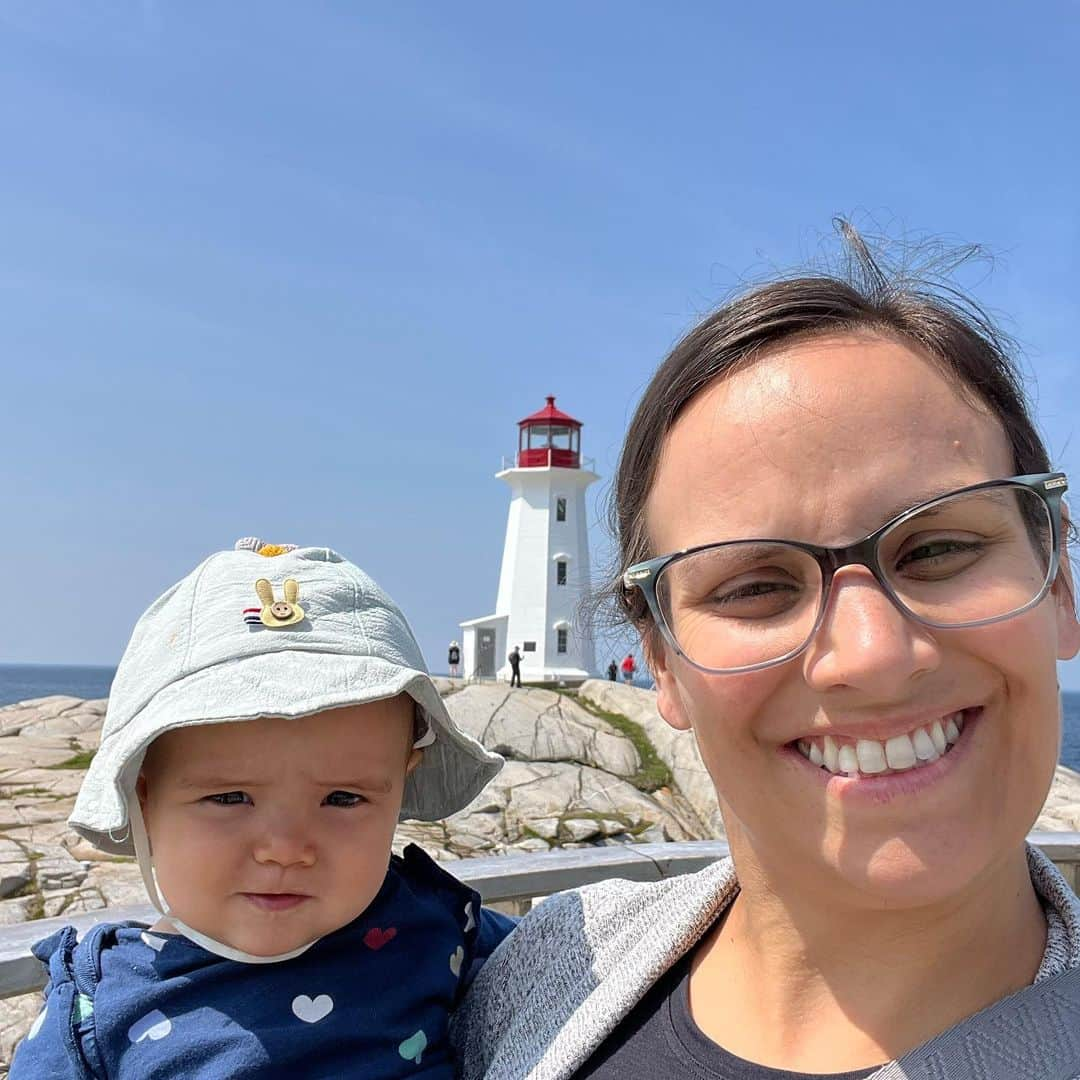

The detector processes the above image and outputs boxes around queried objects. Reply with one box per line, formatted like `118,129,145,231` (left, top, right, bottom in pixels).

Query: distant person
508,646,522,688
620,653,636,684
448,640,461,677
12,541,512,1079
607,660,618,682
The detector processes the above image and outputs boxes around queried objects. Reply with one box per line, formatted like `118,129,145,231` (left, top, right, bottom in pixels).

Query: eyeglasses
623,473,1068,675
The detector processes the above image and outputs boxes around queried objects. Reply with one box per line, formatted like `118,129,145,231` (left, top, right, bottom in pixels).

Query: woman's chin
817,831,1023,909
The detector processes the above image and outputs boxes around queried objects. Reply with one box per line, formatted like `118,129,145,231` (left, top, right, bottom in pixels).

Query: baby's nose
252,822,317,868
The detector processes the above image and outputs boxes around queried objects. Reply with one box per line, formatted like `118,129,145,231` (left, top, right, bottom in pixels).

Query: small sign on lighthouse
460,396,598,685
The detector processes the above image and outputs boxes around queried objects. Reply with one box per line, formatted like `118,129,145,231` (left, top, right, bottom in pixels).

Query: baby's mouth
791,707,980,778
240,892,310,912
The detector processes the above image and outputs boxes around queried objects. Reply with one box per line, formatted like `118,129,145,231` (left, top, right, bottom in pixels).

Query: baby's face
138,698,420,957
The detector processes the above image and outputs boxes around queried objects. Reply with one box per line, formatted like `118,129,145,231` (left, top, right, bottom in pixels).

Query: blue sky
3,2,1079,686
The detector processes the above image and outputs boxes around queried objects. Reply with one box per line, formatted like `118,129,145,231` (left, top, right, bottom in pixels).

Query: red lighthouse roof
518,396,582,428
515,396,583,469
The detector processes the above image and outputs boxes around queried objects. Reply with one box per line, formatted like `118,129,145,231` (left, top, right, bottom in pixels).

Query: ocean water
0,663,116,706
2,663,1080,772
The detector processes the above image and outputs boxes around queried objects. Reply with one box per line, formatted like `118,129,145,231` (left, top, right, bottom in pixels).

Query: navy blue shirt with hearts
11,845,516,1079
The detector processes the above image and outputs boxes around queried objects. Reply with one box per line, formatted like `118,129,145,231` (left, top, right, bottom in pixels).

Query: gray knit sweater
453,846,1080,1080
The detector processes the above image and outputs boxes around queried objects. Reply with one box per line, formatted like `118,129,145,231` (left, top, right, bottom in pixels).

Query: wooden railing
3,834,1078,999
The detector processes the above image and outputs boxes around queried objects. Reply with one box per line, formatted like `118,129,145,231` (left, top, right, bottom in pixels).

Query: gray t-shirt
575,947,880,1080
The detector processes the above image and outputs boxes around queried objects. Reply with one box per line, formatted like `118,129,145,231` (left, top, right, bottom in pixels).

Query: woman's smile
784,705,983,804
789,704,974,774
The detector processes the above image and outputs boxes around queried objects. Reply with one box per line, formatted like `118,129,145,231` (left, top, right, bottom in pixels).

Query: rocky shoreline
2,680,1080,1069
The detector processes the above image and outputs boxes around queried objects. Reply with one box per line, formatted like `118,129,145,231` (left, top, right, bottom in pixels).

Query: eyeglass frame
622,472,1069,676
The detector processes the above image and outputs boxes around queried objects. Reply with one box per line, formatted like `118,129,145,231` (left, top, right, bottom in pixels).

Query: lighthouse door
477,629,496,677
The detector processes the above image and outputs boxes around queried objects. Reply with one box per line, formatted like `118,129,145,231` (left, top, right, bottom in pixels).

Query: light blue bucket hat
69,544,503,856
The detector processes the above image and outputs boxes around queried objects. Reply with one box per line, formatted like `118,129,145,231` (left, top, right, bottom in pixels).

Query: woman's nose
801,565,941,695
251,815,317,868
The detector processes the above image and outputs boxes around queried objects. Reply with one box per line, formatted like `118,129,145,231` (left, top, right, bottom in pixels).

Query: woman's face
646,333,1080,906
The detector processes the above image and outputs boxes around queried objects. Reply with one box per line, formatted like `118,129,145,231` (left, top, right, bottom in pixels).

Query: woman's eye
715,580,793,602
205,791,251,806
895,538,984,574
707,579,801,616
323,790,366,808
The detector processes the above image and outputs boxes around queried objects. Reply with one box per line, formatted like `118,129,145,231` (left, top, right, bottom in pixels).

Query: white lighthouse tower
461,396,598,685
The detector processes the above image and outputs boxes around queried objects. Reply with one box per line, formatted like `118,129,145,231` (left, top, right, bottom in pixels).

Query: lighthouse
460,396,598,685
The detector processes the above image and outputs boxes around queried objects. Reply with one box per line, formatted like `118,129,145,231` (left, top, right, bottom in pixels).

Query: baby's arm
9,986,96,1079
10,927,99,1079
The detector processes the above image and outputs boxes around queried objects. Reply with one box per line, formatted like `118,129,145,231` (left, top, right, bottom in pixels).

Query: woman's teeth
795,712,967,777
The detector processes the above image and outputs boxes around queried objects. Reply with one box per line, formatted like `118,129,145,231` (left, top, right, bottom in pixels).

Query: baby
12,541,511,1078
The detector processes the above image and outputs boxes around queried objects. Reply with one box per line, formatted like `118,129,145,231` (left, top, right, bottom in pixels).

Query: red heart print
363,927,397,950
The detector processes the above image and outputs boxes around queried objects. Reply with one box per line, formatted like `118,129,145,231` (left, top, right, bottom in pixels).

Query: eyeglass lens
655,485,1054,672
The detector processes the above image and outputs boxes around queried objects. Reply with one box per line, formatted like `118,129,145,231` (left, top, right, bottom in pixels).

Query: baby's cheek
336,817,398,877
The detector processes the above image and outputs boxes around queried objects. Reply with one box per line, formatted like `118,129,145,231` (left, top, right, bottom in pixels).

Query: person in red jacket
620,653,636,684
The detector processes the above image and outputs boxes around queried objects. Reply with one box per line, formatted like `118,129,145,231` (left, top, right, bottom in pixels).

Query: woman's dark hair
607,221,1058,634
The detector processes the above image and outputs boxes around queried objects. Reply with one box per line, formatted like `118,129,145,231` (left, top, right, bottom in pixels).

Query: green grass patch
25,891,45,921
556,690,673,793
48,749,97,770
519,825,554,847
4,879,37,900
559,809,632,825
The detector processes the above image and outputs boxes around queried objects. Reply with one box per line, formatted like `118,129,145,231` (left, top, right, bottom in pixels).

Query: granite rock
578,679,725,837
446,684,640,777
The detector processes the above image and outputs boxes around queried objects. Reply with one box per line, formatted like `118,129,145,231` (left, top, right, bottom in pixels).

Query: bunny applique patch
254,578,305,628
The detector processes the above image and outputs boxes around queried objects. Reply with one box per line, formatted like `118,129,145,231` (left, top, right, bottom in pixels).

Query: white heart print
128,1010,172,1043
27,1005,47,1040
464,901,476,932
449,945,464,977
292,993,334,1023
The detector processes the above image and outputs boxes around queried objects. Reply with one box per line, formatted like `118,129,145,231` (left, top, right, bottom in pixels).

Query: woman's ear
1051,507,1080,660
1053,553,1080,661
645,629,693,732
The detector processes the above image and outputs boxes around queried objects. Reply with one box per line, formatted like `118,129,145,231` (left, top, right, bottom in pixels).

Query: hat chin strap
128,801,319,965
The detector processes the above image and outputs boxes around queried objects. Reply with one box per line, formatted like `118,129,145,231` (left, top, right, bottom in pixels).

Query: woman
453,229,1080,1079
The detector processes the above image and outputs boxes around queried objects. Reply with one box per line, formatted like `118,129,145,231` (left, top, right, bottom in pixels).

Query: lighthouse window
557,628,568,653
556,561,567,586
550,426,571,450
556,497,566,522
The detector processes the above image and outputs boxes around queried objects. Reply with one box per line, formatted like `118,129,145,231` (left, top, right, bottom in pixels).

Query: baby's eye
205,791,251,806
323,790,366,808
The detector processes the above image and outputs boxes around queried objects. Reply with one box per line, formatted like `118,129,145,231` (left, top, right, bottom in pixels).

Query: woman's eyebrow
877,483,1006,524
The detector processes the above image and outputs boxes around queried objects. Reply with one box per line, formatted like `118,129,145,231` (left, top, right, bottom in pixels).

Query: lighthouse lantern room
461,396,598,685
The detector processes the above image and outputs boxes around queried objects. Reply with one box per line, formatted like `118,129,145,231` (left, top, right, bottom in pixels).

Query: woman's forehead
646,334,1015,549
